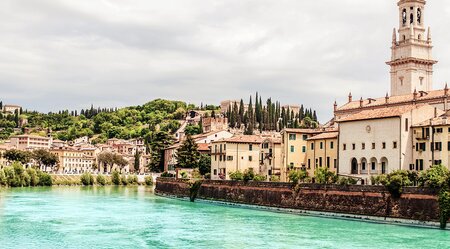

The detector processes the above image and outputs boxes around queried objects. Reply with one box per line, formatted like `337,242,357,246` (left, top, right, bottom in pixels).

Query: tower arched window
417,8,421,24
410,13,414,24
402,9,407,25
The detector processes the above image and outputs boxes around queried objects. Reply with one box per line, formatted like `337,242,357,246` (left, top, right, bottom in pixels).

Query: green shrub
288,170,309,184
127,174,138,185
0,169,6,186
338,176,357,186
253,174,266,182
26,168,39,186
3,166,15,186
314,167,337,184
191,169,202,179
96,174,106,186
439,190,450,229
204,173,211,180
22,171,31,187
38,172,53,186
270,175,280,182
80,172,94,186
419,165,450,189
161,171,175,177
381,170,412,197
229,171,244,181
180,171,188,179
145,176,153,186
121,175,128,186
111,171,121,185
243,169,255,182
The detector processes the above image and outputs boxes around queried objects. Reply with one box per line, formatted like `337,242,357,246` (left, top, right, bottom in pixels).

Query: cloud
0,0,449,122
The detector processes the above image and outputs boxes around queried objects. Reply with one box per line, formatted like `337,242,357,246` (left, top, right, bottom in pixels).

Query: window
330,141,334,149
289,134,296,140
382,142,386,149
319,157,323,167
343,144,347,150
334,159,337,169
219,155,223,161
302,146,306,153
372,143,376,149
227,156,233,161
308,159,311,169
436,128,443,133
302,135,308,141
311,143,314,150
405,118,409,132
417,142,426,151
215,145,218,153
448,141,450,151
362,162,366,171
248,156,253,161
362,143,365,150
224,144,226,151
393,141,398,149
435,160,442,165
352,144,356,150
435,142,442,151
249,144,253,151
262,143,269,149
290,146,295,153
289,163,294,169
371,162,376,171
326,157,330,168
415,159,424,171
214,169,217,175
220,144,223,152
320,142,323,149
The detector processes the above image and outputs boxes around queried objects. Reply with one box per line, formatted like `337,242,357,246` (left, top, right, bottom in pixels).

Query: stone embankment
156,178,443,226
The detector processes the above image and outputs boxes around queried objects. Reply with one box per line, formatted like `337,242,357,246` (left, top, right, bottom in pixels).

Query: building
164,130,232,171
51,147,96,174
336,105,441,184
202,117,229,133
306,132,338,177
210,135,263,180
10,135,52,150
280,128,323,181
259,137,282,180
411,111,450,171
220,100,248,114
2,104,21,114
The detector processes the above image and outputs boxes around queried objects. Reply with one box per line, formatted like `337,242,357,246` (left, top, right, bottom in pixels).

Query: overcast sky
1,0,450,122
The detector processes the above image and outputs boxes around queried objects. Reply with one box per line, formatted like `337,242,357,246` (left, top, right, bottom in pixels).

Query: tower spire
427,27,432,42
392,28,397,44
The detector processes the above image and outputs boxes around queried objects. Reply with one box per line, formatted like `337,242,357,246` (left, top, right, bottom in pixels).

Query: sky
1,0,450,122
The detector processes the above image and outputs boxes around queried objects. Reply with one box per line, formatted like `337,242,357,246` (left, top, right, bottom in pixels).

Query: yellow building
260,137,282,180
280,129,323,181
210,135,263,180
51,147,95,174
10,135,52,150
306,132,338,177
412,113,450,171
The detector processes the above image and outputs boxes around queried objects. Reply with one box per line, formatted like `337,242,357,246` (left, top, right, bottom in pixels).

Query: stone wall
155,178,441,222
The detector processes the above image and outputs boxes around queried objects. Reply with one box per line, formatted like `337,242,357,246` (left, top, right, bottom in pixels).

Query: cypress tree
176,134,200,169
238,99,245,128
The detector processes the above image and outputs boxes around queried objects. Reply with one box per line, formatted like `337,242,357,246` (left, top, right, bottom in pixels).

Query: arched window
410,13,414,24
402,9,407,25
418,34,421,40
417,8,421,24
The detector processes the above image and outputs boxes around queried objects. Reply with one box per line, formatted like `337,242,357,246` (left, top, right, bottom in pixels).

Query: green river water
0,186,449,249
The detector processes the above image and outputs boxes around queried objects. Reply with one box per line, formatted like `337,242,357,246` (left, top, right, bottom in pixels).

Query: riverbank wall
155,178,443,225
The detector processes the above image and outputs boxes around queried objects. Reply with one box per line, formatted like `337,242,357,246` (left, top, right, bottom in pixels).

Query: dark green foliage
198,154,211,175
161,171,175,177
189,180,202,202
37,172,53,186
127,175,138,185
145,176,153,186
338,176,358,186
4,149,32,164
439,190,450,229
26,168,39,186
418,165,449,189
243,168,255,182
96,174,107,186
382,170,413,198
32,149,59,170
80,172,95,186
253,174,266,182
184,124,202,136
134,151,141,172
120,175,128,186
176,134,200,169
111,171,121,185
147,131,174,173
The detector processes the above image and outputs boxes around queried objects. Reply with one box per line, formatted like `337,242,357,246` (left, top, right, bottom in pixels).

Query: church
334,0,450,183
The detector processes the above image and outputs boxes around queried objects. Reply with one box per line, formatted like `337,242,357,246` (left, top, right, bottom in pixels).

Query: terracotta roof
337,89,447,112
262,137,282,144
307,132,339,140
413,111,450,127
197,143,210,151
213,135,263,144
336,105,425,122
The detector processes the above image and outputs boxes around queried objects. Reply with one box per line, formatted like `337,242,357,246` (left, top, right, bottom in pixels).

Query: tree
176,134,200,168
198,154,211,175
32,149,59,171
134,151,141,173
4,149,31,164
146,131,174,172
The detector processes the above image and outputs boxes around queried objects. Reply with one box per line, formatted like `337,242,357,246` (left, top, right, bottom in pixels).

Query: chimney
359,97,363,108
413,89,418,101
348,92,353,103
333,100,337,112
445,83,449,96
385,93,389,104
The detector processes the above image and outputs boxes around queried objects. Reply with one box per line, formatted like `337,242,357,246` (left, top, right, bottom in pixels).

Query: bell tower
387,0,437,96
